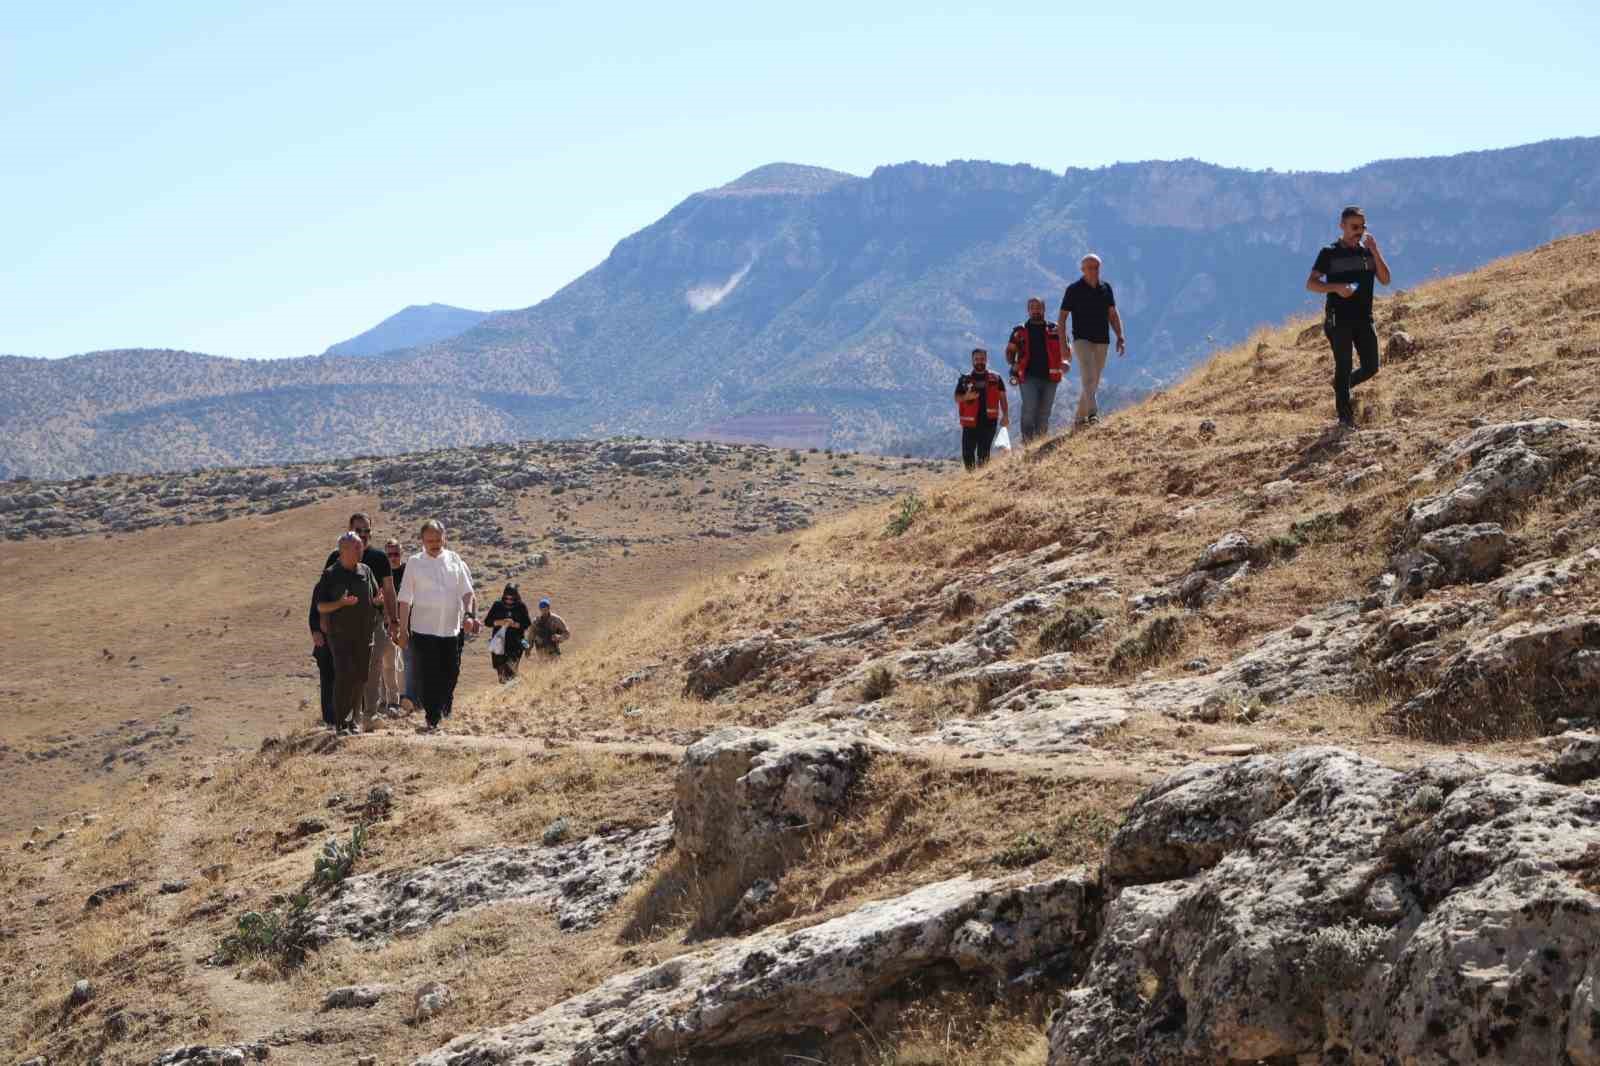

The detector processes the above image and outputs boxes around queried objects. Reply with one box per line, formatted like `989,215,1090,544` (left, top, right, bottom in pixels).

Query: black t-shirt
1023,321,1052,381
325,545,392,587
1312,241,1377,323
315,562,379,642
956,372,997,425
1060,280,1116,343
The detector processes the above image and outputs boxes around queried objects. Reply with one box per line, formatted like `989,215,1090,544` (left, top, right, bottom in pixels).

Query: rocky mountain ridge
6,137,1600,478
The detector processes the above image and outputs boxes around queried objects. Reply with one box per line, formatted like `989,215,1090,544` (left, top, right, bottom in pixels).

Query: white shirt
398,548,474,637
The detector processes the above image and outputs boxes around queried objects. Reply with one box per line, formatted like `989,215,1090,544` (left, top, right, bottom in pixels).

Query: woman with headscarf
484,583,533,682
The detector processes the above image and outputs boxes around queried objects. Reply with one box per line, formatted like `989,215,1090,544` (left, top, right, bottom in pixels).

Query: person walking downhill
1058,254,1125,428
321,513,397,731
529,598,571,661
395,519,479,733
1006,297,1068,444
315,532,380,735
484,584,533,683
953,347,1009,470
1306,206,1392,428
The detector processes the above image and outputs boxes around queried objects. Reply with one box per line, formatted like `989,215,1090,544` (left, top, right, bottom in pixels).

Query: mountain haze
5,138,1600,477
323,303,492,357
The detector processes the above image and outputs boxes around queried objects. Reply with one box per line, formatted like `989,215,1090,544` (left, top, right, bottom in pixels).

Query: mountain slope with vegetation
4,137,1599,478
4,235,1599,1065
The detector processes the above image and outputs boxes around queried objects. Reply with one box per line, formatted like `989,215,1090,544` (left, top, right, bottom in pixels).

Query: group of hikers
953,206,1391,468
308,514,571,734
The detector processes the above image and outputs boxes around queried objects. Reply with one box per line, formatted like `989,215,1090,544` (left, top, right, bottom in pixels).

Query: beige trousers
1073,341,1110,424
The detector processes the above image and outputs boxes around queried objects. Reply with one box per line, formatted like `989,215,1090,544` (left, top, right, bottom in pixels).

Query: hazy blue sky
6,1,1597,359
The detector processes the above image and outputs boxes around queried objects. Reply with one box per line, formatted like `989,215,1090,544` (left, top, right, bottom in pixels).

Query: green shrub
1108,613,1186,674
312,821,368,888
885,495,925,537
861,665,896,702
216,892,317,968
1037,605,1107,652
993,832,1052,869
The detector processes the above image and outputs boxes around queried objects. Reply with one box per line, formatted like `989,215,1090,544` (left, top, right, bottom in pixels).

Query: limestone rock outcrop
311,820,671,942
416,872,1098,1066
673,724,892,861
1050,746,1600,1064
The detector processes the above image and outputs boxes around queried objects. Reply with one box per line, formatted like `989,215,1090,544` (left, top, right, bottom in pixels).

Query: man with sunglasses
320,512,397,731
954,347,1009,470
1306,206,1393,428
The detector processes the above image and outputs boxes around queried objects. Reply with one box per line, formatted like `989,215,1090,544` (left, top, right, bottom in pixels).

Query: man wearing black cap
1306,206,1393,428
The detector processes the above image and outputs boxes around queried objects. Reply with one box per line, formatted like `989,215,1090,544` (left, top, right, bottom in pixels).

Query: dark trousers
961,423,996,471
1326,317,1380,423
492,639,525,682
314,644,336,727
328,635,372,730
412,633,462,727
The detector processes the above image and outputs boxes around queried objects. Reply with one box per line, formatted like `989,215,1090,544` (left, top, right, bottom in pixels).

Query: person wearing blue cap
529,597,570,659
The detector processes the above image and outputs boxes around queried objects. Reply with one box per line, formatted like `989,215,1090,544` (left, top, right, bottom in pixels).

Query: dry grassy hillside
3,234,1598,1066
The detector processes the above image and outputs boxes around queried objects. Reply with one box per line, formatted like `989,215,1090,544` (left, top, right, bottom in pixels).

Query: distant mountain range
323,303,492,357
5,137,1600,478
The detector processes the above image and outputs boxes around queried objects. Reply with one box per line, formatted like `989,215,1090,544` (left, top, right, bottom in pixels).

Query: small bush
312,822,368,888
1303,920,1389,986
216,892,317,969
885,495,926,537
1037,605,1107,652
1408,784,1445,816
1108,613,1186,674
861,665,896,702
1051,808,1122,860
993,832,1052,870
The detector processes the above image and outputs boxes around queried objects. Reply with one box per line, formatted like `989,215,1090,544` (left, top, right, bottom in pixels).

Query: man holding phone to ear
1306,205,1393,428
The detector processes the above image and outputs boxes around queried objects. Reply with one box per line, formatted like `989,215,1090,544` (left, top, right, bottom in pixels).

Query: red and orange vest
1009,321,1065,383
957,371,1004,427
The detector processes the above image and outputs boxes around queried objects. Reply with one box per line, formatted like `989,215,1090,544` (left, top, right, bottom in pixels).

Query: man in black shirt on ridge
1306,206,1393,428
1058,253,1125,428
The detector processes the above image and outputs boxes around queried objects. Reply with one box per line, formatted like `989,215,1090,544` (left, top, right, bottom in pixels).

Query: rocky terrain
7,138,1600,477
1,437,939,584
4,234,1600,1065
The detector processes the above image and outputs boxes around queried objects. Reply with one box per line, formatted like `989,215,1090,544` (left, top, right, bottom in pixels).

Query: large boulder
416,872,1098,1066
673,724,893,862
1415,522,1509,582
1050,747,1600,1065
1406,439,1554,535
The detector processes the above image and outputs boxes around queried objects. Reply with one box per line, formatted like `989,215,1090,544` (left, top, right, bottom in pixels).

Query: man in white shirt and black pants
395,519,480,732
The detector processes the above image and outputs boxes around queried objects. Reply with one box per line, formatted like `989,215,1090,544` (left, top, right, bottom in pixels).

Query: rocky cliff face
6,138,1600,477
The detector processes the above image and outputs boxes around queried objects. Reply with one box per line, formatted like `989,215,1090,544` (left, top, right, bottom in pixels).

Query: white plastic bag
488,626,506,656
993,425,1012,452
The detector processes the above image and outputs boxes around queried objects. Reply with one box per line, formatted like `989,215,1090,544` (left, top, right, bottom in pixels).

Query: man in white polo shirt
395,518,480,732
